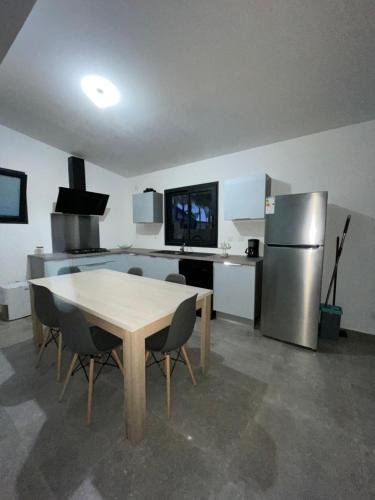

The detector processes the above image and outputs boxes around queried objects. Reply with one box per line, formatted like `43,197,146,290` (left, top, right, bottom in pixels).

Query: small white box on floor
0,281,31,320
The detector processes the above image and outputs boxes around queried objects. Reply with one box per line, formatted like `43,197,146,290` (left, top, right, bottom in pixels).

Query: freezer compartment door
265,192,327,246
260,245,324,349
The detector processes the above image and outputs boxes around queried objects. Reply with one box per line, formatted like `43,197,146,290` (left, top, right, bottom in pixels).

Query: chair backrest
54,298,98,355
162,293,198,352
128,267,143,276
165,273,186,285
58,266,81,275
31,284,59,329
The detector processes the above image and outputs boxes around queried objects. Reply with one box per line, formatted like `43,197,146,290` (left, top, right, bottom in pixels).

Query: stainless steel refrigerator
261,191,328,350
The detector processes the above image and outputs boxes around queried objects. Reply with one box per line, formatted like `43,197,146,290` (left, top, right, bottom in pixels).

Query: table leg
123,332,146,444
30,287,43,348
200,294,211,375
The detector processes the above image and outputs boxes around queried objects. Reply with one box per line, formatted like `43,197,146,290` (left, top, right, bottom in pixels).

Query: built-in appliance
179,259,216,319
54,156,109,216
51,213,100,252
67,248,108,255
245,239,259,258
55,187,109,216
261,191,328,350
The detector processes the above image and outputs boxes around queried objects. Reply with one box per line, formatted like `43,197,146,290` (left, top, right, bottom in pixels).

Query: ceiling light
81,75,121,109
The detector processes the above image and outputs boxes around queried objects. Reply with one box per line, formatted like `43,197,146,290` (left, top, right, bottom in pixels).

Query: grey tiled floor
0,316,374,499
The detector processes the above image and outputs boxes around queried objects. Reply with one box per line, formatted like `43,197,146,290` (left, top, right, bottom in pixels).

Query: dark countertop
28,247,262,266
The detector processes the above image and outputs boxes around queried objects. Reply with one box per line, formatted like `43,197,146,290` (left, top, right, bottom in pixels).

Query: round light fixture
81,75,121,109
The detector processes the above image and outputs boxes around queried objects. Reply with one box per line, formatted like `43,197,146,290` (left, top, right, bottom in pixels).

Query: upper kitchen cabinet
132,191,163,223
224,173,271,220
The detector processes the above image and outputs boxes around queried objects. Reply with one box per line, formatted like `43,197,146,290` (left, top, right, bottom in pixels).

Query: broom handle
324,215,351,306
332,236,339,306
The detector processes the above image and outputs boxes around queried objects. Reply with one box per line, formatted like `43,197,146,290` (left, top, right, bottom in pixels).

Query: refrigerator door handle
267,244,321,249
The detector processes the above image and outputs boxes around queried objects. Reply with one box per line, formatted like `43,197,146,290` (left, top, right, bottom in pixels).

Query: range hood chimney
68,156,86,190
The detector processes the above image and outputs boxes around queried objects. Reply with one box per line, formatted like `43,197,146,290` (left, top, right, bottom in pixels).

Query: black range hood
55,187,109,216
55,156,109,216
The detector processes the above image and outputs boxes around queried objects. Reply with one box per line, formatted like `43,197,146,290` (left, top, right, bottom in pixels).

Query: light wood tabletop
29,269,213,444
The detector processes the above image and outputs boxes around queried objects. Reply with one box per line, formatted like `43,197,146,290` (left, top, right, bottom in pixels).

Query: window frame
0,167,28,224
164,181,218,247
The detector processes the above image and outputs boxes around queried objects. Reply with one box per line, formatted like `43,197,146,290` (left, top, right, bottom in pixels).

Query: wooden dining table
29,269,213,444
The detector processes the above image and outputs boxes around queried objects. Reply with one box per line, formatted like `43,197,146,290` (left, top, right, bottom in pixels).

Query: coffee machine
245,239,259,258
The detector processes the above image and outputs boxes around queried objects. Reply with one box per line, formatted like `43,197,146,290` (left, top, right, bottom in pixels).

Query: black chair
145,293,198,417
32,284,63,382
58,266,81,275
128,267,143,276
55,299,124,425
165,273,186,285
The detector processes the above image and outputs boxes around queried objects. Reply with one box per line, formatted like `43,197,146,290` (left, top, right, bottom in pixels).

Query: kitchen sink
153,250,215,257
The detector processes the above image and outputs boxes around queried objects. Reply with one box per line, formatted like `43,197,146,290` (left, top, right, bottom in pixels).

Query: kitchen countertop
28,247,262,266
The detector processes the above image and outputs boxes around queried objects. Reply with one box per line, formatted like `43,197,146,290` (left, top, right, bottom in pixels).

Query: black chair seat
91,326,122,352
145,327,169,352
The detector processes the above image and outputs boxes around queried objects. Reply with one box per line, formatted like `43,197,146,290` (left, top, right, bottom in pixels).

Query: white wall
0,124,131,284
128,120,375,335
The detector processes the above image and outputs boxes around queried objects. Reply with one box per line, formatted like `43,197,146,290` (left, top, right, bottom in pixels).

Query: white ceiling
0,0,374,177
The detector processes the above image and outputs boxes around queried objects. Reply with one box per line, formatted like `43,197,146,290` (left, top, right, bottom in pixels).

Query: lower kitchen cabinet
44,259,74,276
73,254,124,272
121,254,179,280
213,262,259,320
33,253,262,324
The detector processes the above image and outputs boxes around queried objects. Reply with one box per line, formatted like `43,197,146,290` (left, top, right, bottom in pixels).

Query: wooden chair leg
56,332,63,382
164,353,171,418
145,351,150,365
111,349,124,376
59,353,78,402
87,357,95,425
181,345,197,386
36,326,49,368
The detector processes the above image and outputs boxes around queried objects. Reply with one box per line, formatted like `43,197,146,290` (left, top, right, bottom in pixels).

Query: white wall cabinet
132,192,163,223
213,262,257,320
224,173,271,220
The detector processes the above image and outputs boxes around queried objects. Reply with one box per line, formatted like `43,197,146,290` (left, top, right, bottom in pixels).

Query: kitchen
0,1,375,499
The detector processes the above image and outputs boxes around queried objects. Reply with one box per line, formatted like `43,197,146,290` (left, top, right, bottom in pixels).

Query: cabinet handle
81,260,115,267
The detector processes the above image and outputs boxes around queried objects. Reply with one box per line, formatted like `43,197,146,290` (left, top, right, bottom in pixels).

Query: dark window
165,182,218,247
0,167,28,224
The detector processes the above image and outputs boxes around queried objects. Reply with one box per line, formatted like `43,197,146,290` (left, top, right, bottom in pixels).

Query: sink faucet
180,242,186,253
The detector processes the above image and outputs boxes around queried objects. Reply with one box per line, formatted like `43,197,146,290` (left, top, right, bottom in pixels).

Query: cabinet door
224,174,269,220
145,257,179,280
124,255,178,280
213,263,255,319
124,254,148,276
73,255,122,272
45,259,74,276
133,192,163,223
